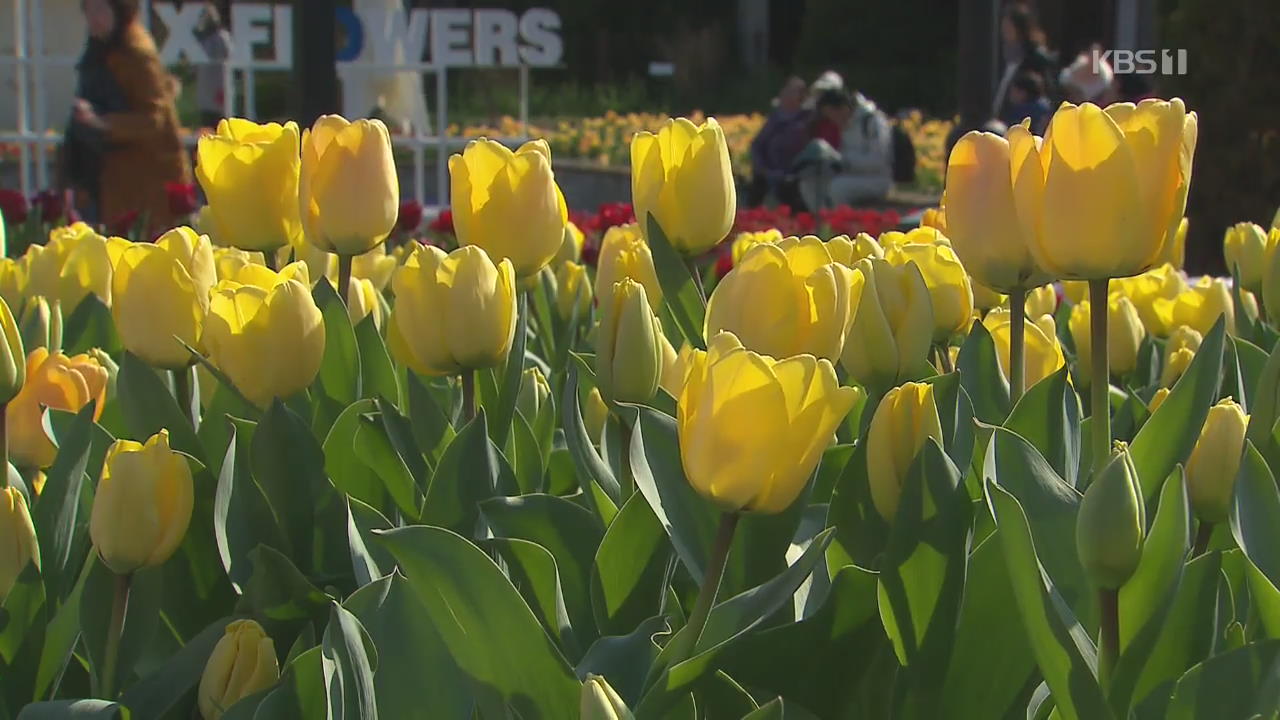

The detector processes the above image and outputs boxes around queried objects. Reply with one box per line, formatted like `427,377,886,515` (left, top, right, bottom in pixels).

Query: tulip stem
100,572,132,699
337,254,354,307
461,370,476,425
1089,278,1111,475
934,343,955,374
668,512,738,667
1193,520,1214,556
172,368,194,430
263,250,277,272
0,403,8,488
1009,287,1027,405
685,257,707,307
1098,586,1120,689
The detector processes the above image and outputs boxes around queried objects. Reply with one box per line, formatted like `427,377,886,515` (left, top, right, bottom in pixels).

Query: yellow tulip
517,366,551,422
1112,264,1188,336
90,430,194,574
867,382,944,521
0,486,39,600
920,206,947,233
0,257,26,312
597,279,664,404
826,232,884,267
879,226,950,250
972,282,1006,311
450,138,567,277
1159,216,1188,269
631,117,736,255
300,115,399,255
730,229,784,264
1069,294,1145,383
7,348,107,469
196,118,303,252
595,224,662,308
679,332,861,514
113,232,214,369
1224,222,1268,292
25,228,123,312
843,257,934,388
1160,347,1194,388
1242,288,1260,324
706,236,855,361
1063,281,1088,306
389,245,516,376
580,674,632,720
584,386,608,443
1031,99,1196,280
219,260,311,291
1165,324,1202,359
555,261,592,321
1185,398,1248,523
1154,276,1234,337
0,297,23,403
352,244,397,292
198,619,280,720
212,247,265,282
1149,387,1170,413
985,310,1066,393
1025,283,1059,318
346,277,385,330
18,296,59,354
554,221,586,266
943,126,1051,291
658,334,685,397
202,278,325,408
1076,442,1145,589
886,242,974,341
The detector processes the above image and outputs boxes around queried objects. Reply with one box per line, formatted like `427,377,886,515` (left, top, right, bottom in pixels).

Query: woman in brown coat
64,0,190,235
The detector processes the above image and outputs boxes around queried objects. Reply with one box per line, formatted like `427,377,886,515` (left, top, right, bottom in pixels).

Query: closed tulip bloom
202,278,325,408
886,242,974,341
730,229,784,264
843,257,934,388
300,116,399,255
878,226,950,251
985,310,1066,393
595,224,662,308
27,229,125,312
867,382,944,521
18,296,60,354
156,226,217,295
1165,324,1202,359
1077,442,1145,589
580,674,633,720
658,334,685,397
90,430,194,574
584,386,608,443
8,348,107,469
389,245,517,376
517,366,551,421
555,221,586,267
679,332,861,514
196,119,303,252
1031,99,1196,280
219,260,311,292
1224,222,1268,292
0,487,39,600
1148,387,1170,413
0,296,23,403
1154,276,1234,337
706,236,856,361
597,279,664,404
113,242,211,369
1160,217,1188,269
1113,264,1188,336
198,619,280,720
1024,283,1059,318
352,245,397,292
920,206,947,233
450,138,568,277
943,126,1051,291
346,277,385,330
972,282,1006,311
212,247,266,281
826,232,884,266
1069,295,1144,383
0,258,26,312
1160,347,1194,388
556,260,592,321
631,117,736,255
1185,398,1248,523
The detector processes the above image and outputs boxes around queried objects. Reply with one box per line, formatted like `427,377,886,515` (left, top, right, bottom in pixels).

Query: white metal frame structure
2,0,532,209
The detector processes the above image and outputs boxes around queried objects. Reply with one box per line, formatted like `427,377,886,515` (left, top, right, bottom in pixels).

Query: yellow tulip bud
196,118,303,252
352,245,397,292
212,247,265,282
1032,99,1196,280
1154,276,1234,337
1076,442,1145,590
972,282,1006,312
679,332,861,514
706,236,856,361
1160,347,1194,388
597,280,664,404
584,386,608,444
886,241,974,342
1184,398,1248,524
631,117,736,255
985,311,1067,393
0,486,39,600
1223,222,1268,292
300,116,399,256
920,206,947,233
1112,264,1188,336
7,348,107,469
1148,387,1170,413
155,226,217,296
580,674,633,720
554,222,586,267
842,257,934,388
1063,281,1088,306
658,335,684,398
878,226,950,252
595,224,662,308
825,232,884,266
867,382,944,522
202,278,325,408
517,366,551,421
90,430,194,574
389,245,517,376
112,242,210,369
943,127,1051,291
0,296,24,404
1024,284,1059,318
450,138,568,277
1069,294,1144,383
1165,324,1202,359
198,619,280,720
346,277,385,330
1159,216,1188,270
555,261,592,321
730,229,784,264
0,257,26,313
26,229,121,312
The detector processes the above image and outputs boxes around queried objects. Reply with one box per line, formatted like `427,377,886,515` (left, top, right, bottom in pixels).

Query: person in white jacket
798,90,893,210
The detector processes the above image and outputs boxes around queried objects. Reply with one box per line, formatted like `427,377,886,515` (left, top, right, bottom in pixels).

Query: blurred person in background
993,2,1057,122
1002,69,1052,133
62,0,189,233
747,76,812,209
797,90,893,209
1059,45,1117,105
194,1,232,129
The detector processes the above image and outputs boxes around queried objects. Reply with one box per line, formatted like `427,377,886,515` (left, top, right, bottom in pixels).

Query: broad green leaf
404,372,456,466
1006,365,1082,487
354,316,398,403
487,537,579,657
249,645,327,719
1230,441,1280,585
35,403,102,601
61,295,120,355
251,400,329,567
118,615,233,718
15,700,129,719
1246,334,1280,467
0,563,43,667
321,602,379,720
1164,640,1280,719
563,364,622,512
508,411,545,494
377,525,580,718
591,493,671,636
645,213,706,349
419,410,510,534
313,277,362,405
322,400,387,514
79,559,163,698
925,372,976,472
957,319,1011,425
811,444,854,502
33,556,92,700
117,352,203,462
345,498,392,588
238,546,331,623
826,440,889,569
1130,317,1225,505
576,616,668,706
353,413,422,521
489,293,529,448
214,422,285,591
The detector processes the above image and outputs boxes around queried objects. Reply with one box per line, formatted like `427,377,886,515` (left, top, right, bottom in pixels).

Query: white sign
153,3,563,68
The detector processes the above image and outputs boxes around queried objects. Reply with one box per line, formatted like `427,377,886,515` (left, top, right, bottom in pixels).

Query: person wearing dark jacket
992,2,1057,124
747,77,811,209
62,0,190,233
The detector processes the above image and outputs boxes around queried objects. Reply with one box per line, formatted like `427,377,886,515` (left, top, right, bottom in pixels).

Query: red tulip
165,182,199,217
0,189,29,224
397,199,424,234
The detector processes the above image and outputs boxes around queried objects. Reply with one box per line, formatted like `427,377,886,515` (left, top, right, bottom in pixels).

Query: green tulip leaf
1129,316,1225,506
15,700,129,719
957,319,1011,425
36,404,107,601
490,293,529,448
344,574,472,719
215,420,286,591
419,410,514,535
238,545,332,623
826,439,889,569
322,400,387,515
404,372,456,467
645,213,706,349
243,645,328,719
591,492,672,636
33,557,91,700
117,352,204,462
376,525,580,718
486,537,579,657
61,295,120,356
79,559,163,699
507,411,546,494
1163,640,1280,719
1247,335,1280,462
923,372,976,472
0,562,43,670
576,615,669,706
373,396,430,484
1006,365,1082,487
353,411,423,521
563,364,622,512
312,277,362,405
251,400,331,567
345,497,392,588
320,601,380,720
1230,440,1280,638
354,315,398,403
811,443,855,503
117,614,233,719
